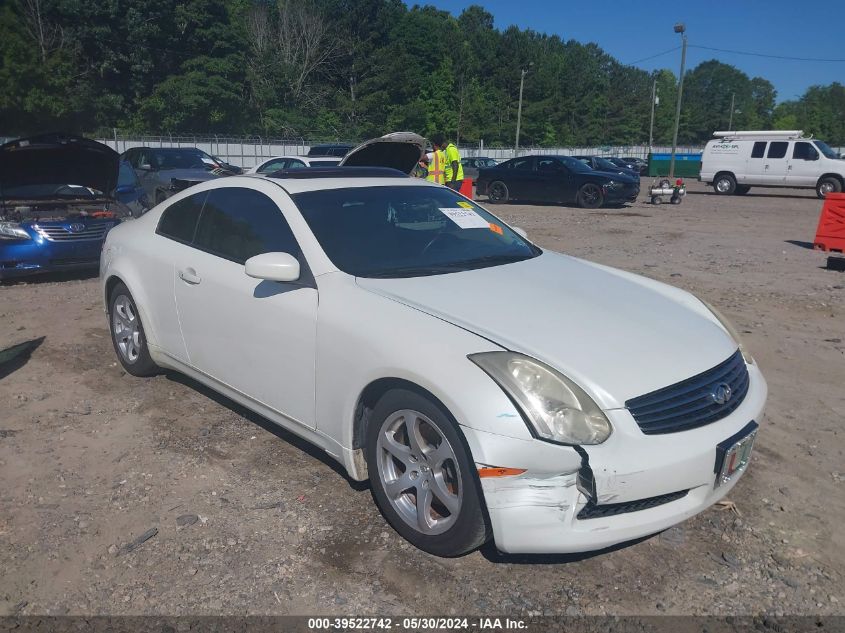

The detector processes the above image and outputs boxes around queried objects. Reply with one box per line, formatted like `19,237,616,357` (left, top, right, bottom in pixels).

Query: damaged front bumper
464,363,767,554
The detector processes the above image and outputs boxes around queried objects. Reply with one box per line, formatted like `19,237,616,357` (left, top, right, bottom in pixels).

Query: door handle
178,268,201,285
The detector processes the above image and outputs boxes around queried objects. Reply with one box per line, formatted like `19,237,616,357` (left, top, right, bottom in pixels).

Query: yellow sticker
457,201,473,209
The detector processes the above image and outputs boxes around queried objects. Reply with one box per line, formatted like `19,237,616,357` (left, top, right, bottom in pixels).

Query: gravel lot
1,181,843,617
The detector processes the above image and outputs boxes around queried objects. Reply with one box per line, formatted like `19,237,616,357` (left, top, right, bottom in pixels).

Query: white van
699,130,844,198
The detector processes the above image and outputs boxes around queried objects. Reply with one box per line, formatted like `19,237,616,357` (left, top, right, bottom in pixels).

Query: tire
735,185,751,195
670,194,682,205
650,195,662,205
365,388,489,557
817,176,842,199
487,181,509,203
713,173,736,195
577,183,604,209
108,282,159,377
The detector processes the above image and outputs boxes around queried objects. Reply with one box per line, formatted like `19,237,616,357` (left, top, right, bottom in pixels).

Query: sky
424,0,845,102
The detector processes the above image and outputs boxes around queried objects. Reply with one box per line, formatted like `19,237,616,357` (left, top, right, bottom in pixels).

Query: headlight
469,352,612,445
700,299,754,364
0,222,32,240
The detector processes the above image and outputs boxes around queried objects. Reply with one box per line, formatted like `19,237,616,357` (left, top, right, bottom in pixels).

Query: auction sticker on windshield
440,207,490,229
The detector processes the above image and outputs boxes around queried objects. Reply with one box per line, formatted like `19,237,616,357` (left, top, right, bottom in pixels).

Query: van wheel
817,177,842,199
488,181,509,203
735,185,751,195
714,173,736,195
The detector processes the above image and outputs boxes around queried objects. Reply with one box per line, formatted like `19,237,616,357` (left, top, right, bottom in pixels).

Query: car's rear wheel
487,181,509,203
713,173,736,195
817,176,842,199
577,183,604,209
366,388,488,557
109,282,158,377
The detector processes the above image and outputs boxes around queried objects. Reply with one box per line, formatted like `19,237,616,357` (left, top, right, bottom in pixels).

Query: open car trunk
339,132,425,175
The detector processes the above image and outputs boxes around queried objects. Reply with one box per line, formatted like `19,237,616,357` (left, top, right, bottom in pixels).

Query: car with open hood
1,133,131,280
101,130,765,556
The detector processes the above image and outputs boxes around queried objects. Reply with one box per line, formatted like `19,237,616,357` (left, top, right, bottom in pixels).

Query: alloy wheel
376,409,463,535
112,295,141,364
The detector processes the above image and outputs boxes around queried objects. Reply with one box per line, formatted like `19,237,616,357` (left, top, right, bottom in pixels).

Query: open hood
339,132,425,175
0,134,119,200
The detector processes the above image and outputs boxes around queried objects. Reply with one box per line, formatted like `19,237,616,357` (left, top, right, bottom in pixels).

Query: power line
689,44,845,63
626,46,680,65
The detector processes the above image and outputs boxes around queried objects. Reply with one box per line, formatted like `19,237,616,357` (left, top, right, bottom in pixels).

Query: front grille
577,489,688,520
34,223,110,242
626,350,749,434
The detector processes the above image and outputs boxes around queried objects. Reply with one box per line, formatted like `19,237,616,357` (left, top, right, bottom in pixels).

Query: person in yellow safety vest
424,137,446,184
433,133,464,191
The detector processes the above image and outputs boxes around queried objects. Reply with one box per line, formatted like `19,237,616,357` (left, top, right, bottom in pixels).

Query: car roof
255,171,438,194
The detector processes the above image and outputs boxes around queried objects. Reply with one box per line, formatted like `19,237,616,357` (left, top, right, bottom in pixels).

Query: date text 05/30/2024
307,617,527,630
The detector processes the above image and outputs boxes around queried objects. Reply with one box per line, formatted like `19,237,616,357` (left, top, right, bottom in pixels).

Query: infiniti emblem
711,382,733,405
68,223,85,233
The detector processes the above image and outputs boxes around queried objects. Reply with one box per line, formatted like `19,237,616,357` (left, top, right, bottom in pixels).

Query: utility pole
669,23,687,180
728,92,735,131
515,62,533,154
648,79,659,150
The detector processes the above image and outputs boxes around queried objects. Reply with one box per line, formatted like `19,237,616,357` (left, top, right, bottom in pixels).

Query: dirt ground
0,180,843,617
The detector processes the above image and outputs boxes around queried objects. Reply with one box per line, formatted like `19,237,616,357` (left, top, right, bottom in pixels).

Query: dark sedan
476,155,639,208
573,155,640,181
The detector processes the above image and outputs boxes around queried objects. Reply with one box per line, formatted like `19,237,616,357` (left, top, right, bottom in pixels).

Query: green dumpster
648,152,701,178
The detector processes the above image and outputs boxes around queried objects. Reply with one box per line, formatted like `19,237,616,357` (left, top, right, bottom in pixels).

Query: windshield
153,150,211,170
595,157,621,171
562,156,592,173
814,141,840,160
293,186,540,278
0,183,101,199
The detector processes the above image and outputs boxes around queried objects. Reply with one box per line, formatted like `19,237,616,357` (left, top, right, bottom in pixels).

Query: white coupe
101,133,767,556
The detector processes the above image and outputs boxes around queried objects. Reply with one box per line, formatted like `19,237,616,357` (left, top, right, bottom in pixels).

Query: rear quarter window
156,191,208,244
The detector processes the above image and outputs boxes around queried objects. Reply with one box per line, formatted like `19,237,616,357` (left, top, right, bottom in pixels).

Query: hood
592,170,637,183
339,132,425,174
356,252,737,408
0,134,119,199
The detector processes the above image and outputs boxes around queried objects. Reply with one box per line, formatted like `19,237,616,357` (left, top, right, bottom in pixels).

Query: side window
257,159,286,174
156,191,208,244
750,142,766,158
767,142,788,159
193,187,300,265
510,157,533,170
792,142,818,160
287,159,306,169
538,157,562,172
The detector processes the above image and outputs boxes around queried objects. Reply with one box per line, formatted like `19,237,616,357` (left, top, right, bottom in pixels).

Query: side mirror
512,226,528,239
115,184,134,194
245,252,300,282
809,151,819,161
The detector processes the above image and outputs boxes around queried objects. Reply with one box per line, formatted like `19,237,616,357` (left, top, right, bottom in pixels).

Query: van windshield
814,141,840,160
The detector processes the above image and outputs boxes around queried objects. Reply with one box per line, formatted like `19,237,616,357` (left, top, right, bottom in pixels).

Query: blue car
115,160,151,218
0,134,133,280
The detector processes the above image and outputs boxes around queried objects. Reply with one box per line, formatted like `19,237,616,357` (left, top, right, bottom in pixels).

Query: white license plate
715,424,757,487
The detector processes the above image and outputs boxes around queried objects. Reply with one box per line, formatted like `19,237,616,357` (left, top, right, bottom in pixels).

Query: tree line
2,0,843,146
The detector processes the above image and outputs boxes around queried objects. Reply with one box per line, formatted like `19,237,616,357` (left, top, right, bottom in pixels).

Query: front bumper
1,239,102,279
468,362,767,554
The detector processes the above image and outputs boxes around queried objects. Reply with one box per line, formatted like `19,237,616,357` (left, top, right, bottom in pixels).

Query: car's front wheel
577,183,604,209
108,282,159,377
366,388,488,557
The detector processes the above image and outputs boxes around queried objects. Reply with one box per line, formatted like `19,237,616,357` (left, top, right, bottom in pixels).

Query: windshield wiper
362,264,464,278
448,253,533,268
